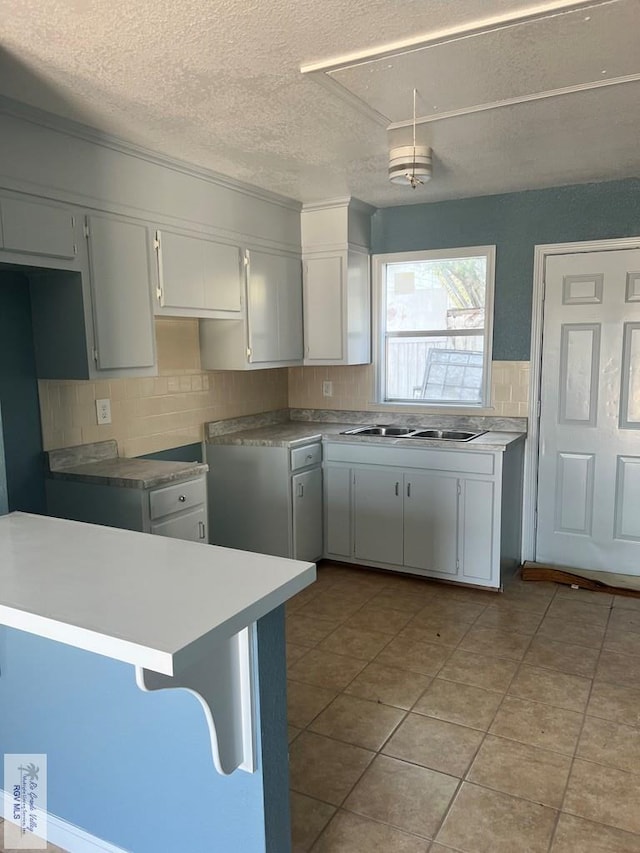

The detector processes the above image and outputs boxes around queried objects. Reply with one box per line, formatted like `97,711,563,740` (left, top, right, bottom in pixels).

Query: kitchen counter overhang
0,512,315,774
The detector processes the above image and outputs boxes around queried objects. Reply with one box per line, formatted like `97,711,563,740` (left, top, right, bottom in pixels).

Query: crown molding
0,95,301,213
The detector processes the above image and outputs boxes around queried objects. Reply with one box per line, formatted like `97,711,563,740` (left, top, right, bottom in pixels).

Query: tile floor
287,562,640,852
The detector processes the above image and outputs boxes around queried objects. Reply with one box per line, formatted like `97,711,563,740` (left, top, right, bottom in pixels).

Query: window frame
372,246,496,409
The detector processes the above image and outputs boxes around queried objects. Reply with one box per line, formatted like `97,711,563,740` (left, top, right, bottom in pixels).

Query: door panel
354,468,403,566
292,467,323,562
324,465,351,558
1,196,76,259
460,479,495,581
151,506,207,542
304,256,344,361
536,248,640,573
87,214,156,370
404,472,458,574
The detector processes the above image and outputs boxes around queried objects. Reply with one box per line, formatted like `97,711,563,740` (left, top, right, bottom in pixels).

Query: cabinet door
292,467,323,562
247,249,280,362
303,255,344,361
157,230,242,315
1,196,77,259
354,467,403,565
86,214,156,370
324,464,351,558
459,478,496,582
404,472,459,575
247,249,302,364
151,505,208,542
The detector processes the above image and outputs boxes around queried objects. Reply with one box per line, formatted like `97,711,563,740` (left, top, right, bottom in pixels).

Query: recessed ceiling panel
328,1,639,122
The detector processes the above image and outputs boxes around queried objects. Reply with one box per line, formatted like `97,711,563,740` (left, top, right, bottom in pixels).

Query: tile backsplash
287,361,530,418
38,319,288,456
38,318,530,457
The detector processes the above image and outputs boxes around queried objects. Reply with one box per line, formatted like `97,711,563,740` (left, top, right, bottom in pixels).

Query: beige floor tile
604,629,640,658
287,680,338,728
289,724,303,743
436,782,557,852
412,678,503,731
596,650,640,688
438,649,518,692
546,597,611,627
375,636,451,676
508,664,592,712
296,592,365,622
287,649,368,691
345,754,458,839
612,596,640,612
383,713,483,777
287,614,342,647
458,624,532,660
290,792,336,853
524,636,600,678
578,716,640,775
317,624,392,661
551,812,640,852
368,587,434,614
346,603,414,635
489,695,583,754
287,642,310,665
587,680,640,728
311,810,430,852
495,588,554,615
289,732,374,806
400,617,471,647
537,615,606,649
416,599,487,624
609,608,640,634
309,694,405,751
467,734,572,807
344,662,432,710
564,759,640,834
476,604,543,635
555,587,614,607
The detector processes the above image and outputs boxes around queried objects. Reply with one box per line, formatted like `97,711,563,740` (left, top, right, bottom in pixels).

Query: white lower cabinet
292,467,323,563
324,440,523,589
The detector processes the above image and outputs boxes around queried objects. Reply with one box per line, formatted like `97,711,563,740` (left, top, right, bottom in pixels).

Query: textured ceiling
0,0,638,206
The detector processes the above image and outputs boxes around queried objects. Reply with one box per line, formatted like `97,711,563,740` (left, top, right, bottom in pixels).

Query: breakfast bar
0,512,315,852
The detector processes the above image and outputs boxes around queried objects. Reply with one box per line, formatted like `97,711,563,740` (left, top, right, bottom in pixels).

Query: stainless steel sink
341,425,416,436
340,425,486,441
408,429,485,442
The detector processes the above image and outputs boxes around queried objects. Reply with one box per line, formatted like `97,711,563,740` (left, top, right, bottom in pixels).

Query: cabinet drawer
149,477,206,520
291,443,322,471
151,506,208,542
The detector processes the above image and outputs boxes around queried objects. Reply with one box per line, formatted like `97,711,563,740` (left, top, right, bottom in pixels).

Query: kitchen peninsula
0,512,314,853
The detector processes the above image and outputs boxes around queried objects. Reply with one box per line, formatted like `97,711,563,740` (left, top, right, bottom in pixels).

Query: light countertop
205,421,525,451
0,512,315,675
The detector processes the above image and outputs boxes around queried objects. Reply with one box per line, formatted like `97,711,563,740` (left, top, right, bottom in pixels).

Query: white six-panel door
536,249,640,574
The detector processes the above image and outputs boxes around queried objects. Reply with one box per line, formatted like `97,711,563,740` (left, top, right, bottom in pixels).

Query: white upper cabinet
85,213,156,370
301,199,372,366
199,247,303,370
154,229,243,318
0,194,77,259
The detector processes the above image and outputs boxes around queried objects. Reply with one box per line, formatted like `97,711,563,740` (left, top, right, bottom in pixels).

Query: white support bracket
135,623,256,776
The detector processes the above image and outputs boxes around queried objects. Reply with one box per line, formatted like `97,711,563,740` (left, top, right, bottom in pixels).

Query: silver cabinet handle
297,483,304,498
306,453,314,460
395,482,399,496
178,495,186,502
198,521,206,539
407,482,411,498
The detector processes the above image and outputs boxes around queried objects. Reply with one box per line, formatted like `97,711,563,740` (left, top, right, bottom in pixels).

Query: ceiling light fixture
388,88,432,188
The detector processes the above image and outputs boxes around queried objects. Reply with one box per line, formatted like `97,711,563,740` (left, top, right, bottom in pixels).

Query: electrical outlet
322,381,333,397
96,398,112,425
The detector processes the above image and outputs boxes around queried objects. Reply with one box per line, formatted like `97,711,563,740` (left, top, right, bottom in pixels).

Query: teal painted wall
372,178,640,360
0,405,8,515
0,271,45,513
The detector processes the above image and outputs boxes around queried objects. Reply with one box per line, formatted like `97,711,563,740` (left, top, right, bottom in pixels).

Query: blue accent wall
0,271,45,513
0,614,289,853
0,405,8,516
141,443,203,463
372,178,640,360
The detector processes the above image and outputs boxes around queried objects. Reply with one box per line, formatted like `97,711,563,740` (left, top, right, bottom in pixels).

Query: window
374,247,495,406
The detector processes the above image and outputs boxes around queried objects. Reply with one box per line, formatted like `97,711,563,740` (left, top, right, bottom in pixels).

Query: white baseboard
2,790,130,853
